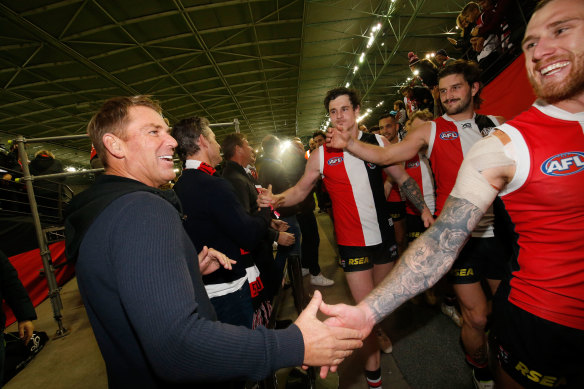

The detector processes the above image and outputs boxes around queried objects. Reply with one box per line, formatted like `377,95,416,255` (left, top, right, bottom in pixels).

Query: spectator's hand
198,246,236,275
447,37,458,46
421,208,435,228
257,184,273,209
18,320,34,345
277,231,295,246
271,219,289,232
326,126,353,150
2,173,12,180
471,26,479,37
294,291,363,376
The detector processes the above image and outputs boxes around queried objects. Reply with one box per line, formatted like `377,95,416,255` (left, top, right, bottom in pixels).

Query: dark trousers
209,281,254,329
297,210,321,276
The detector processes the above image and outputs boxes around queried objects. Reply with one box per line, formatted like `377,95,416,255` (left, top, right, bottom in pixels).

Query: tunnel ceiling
1,0,470,167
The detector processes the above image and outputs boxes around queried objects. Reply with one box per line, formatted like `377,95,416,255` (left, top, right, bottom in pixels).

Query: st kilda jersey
427,113,500,237
498,101,584,330
319,131,392,247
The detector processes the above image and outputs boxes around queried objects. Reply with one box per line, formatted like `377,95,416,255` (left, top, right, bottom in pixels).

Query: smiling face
522,0,584,105
379,116,398,143
117,105,177,187
328,94,360,133
439,73,477,118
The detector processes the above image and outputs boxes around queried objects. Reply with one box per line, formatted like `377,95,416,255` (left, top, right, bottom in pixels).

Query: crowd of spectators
0,145,66,222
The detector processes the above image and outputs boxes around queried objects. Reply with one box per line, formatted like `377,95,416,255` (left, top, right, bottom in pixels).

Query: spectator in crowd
172,116,272,330
258,135,301,283
449,12,478,61
435,49,456,68
221,133,293,313
393,100,407,127
0,249,36,385
464,1,501,78
65,95,362,388
28,149,65,219
0,144,21,181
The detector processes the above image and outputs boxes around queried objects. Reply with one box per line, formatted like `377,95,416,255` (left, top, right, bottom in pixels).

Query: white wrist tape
450,135,515,212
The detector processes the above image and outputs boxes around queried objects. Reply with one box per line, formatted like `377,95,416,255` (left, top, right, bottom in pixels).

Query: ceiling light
353,66,359,73
359,52,365,63
345,82,350,88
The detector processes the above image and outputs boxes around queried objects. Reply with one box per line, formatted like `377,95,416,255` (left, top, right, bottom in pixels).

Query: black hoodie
64,174,182,265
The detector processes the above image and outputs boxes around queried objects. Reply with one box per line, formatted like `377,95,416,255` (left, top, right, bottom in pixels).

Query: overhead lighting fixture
65,167,76,172
345,82,350,88
353,66,359,73
413,70,420,76
381,42,385,46
359,52,365,63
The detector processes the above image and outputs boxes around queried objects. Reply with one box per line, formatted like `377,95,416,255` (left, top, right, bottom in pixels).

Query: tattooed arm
320,133,515,337
385,164,435,227
363,195,483,322
320,195,487,338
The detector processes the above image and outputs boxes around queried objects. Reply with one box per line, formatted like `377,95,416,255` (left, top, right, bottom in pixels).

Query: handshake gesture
294,291,377,378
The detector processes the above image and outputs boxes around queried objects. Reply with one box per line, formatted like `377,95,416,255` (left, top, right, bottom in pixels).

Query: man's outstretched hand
317,300,376,377
294,291,363,377
326,127,353,150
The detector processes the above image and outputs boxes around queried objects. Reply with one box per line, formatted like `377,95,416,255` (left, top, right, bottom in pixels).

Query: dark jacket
173,168,271,286
0,250,36,330
65,174,304,388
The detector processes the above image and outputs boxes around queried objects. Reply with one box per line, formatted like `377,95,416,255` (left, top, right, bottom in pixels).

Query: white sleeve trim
498,123,530,196
318,145,325,178
425,121,437,159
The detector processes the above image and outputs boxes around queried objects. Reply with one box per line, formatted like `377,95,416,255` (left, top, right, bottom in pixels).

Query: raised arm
267,149,321,208
327,123,429,165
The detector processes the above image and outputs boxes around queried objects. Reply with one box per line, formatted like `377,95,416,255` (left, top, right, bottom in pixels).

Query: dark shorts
491,296,584,388
406,213,427,242
338,240,398,272
447,237,506,284
387,201,406,221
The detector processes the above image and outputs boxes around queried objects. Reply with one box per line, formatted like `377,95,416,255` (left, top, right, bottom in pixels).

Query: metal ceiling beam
173,0,253,132
0,4,140,99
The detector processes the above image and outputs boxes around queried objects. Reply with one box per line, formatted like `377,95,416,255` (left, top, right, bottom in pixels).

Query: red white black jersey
319,131,392,247
404,153,435,215
426,113,500,237
498,101,584,330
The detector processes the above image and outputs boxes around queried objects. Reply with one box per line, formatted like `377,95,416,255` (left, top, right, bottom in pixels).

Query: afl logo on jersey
406,160,420,169
439,131,458,140
541,152,584,176
327,156,344,166
366,162,377,169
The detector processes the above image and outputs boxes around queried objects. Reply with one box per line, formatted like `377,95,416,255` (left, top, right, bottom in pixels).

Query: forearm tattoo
364,196,484,323
400,176,428,213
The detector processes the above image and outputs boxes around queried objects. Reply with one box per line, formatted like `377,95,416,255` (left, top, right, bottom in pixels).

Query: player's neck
550,93,584,114
448,108,474,122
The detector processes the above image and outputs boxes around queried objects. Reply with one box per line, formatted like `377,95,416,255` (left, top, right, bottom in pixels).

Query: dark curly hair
324,87,361,112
